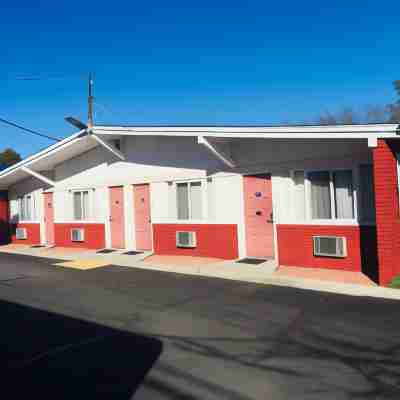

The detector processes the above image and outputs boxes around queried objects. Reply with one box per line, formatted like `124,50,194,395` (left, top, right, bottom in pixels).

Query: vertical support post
372,139,400,285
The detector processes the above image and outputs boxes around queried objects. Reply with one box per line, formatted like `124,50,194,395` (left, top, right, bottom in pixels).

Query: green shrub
389,275,400,289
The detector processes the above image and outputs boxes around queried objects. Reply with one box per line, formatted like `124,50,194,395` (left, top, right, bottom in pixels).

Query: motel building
0,123,399,286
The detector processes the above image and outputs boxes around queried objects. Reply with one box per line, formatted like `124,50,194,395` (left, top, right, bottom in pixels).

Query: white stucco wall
7,134,374,254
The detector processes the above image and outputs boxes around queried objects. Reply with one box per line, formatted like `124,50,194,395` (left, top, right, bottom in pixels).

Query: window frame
175,179,206,221
17,194,35,222
305,168,358,224
288,168,359,225
71,189,91,221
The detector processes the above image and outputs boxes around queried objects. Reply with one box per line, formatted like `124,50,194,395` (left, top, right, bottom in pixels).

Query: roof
92,123,400,138
0,129,96,187
0,123,399,188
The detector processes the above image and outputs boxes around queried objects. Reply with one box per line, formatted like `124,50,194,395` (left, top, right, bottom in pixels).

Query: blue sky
1,1,399,157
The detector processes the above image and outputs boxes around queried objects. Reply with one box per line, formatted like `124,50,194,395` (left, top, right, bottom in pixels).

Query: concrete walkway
1,244,399,301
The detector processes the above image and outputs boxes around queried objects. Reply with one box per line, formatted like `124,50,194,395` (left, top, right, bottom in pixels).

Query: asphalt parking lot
0,252,399,399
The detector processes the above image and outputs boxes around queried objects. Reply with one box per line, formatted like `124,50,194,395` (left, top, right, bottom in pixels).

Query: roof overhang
1,123,399,189
0,129,97,188
92,123,400,139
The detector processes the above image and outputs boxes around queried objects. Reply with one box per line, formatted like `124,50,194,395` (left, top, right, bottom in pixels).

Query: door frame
133,183,153,251
108,185,126,249
43,191,55,246
242,173,276,259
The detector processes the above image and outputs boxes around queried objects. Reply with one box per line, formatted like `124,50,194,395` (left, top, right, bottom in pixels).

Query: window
308,170,354,220
309,171,332,219
176,181,203,220
18,195,34,221
73,190,89,220
333,170,354,219
359,165,375,222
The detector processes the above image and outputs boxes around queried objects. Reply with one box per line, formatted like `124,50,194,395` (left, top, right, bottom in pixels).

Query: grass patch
389,275,400,289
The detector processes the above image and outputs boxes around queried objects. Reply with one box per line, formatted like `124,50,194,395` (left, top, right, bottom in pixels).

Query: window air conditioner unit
313,236,346,258
176,231,196,248
71,228,85,242
15,227,27,240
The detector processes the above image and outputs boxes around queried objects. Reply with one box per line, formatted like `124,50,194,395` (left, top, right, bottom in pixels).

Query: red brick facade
11,223,41,245
153,224,239,259
54,223,106,249
373,139,400,285
0,191,9,244
277,224,365,271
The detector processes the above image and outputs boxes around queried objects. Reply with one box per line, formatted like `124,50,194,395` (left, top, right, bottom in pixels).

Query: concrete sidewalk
1,244,399,301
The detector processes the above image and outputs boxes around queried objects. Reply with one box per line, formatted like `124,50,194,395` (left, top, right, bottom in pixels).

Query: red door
109,186,125,249
43,192,54,245
134,184,152,250
243,174,274,258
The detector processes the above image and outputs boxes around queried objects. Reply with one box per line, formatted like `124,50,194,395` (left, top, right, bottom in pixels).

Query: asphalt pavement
0,252,399,399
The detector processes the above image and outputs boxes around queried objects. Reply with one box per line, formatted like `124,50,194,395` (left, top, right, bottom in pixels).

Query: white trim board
92,124,400,139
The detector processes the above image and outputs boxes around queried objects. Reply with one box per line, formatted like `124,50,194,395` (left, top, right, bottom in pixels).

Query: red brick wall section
0,190,9,244
373,139,400,286
277,224,363,271
54,223,105,249
11,223,41,245
153,224,239,259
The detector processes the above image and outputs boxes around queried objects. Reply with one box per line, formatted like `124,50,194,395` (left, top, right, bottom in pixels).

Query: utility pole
88,73,94,128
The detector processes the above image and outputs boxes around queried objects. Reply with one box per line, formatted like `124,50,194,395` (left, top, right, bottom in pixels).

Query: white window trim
175,179,208,221
71,189,93,222
294,167,359,225
17,194,36,223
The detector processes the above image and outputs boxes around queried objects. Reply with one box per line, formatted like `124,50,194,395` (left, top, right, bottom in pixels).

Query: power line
0,117,62,142
1,73,88,82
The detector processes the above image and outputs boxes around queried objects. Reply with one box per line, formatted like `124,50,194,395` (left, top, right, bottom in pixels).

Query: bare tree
365,105,390,123
388,80,400,123
317,107,359,125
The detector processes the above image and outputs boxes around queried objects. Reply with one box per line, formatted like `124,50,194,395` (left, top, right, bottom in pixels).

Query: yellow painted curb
54,259,110,270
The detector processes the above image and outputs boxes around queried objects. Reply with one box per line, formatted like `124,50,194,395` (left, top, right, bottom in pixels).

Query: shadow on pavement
0,299,163,399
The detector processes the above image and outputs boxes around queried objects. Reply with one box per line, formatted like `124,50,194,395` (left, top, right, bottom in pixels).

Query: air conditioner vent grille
176,231,196,248
71,228,85,242
15,228,27,240
313,236,346,258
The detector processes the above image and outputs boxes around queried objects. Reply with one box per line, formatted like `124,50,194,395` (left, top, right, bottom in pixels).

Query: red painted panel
43,192,55,245
153,224,238,259
11,223,41,245
373,139,400,285
0,190,10,244
109,186,125,249
134,184,152,250
243,174,274,258
54,223,105,249
277,224,364,271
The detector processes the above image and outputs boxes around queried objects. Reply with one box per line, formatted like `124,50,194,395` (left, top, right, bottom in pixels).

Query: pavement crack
9,334,115,369
0,276,32,286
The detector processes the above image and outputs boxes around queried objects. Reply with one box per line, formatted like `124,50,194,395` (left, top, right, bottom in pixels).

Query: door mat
54,259,110,270
123,251,144,256
236,258,267,265
96,249,116,254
